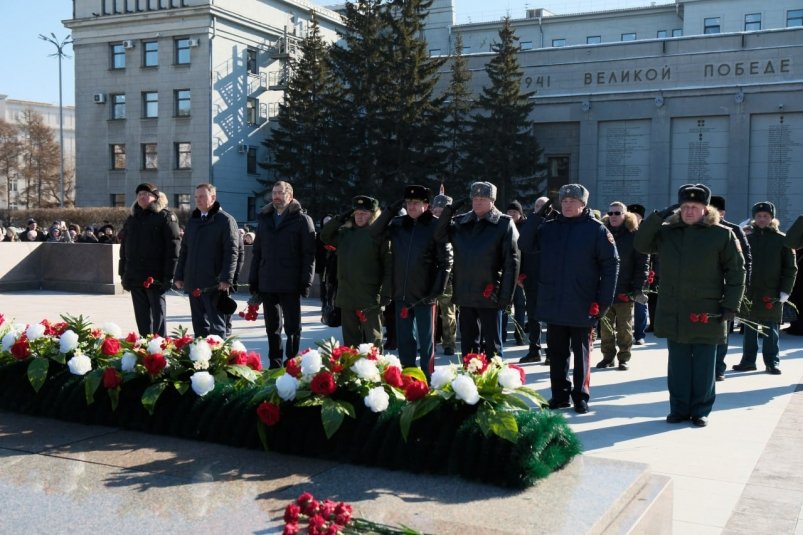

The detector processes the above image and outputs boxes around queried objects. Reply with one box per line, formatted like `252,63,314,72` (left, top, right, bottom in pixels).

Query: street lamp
39,32,73,208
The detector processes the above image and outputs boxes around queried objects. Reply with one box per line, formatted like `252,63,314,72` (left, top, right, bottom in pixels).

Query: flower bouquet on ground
238,294,261,321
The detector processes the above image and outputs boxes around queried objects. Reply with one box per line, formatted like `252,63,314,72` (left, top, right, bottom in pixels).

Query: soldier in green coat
635,184,745,427
733,202,798,375
320,196,392,350
786,215,803,250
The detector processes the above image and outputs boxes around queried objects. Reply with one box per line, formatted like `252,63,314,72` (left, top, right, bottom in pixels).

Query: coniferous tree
440,32,474,198
469,18,544,206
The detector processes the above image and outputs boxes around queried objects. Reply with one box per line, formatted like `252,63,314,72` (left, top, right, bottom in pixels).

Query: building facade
66,0,343,222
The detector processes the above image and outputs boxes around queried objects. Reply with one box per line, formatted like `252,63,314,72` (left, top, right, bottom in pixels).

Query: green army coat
785,215,803,250
743,221,797,322
634,207,745,345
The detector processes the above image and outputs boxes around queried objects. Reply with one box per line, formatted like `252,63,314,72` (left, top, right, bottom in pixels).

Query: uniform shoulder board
169,213,178,222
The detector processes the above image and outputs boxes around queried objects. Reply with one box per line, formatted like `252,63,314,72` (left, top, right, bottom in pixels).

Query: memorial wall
597,120,651,207
749,113,803,220
670,117,730,198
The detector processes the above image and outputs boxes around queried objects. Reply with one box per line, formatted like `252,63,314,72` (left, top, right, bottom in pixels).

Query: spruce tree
441,32,474,199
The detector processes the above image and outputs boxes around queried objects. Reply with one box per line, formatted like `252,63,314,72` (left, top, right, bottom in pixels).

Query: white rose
230,340,247,354
364,387,390,413
101,322,122,339
498,367,524,389
147,337,165,354
350,358,380,382
12,322,27,334
205,334,224,346
276,373,299,401
26,323,46,341
59,330,80,353
190,340,213,363
430,365,456,390
300,350,322,376
190,371,215,396
2,332,18,351
451,374,480,405
120,351,138,372
379,354,402,370
67,353,93,376
358,343,375,354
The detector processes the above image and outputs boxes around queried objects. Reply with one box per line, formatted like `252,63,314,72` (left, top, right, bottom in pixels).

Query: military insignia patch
606,231,615,244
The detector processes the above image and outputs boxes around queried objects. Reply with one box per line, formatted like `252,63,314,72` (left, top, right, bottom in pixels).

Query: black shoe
595,359,615,369
518,352,541,364
573,400,589,414
542,357,551,366
715,374,725,382
732,363,757,372
548,399,571,410
666,414,688,423
692,416,708,427
766,366,782,375
443,347,455,356
618,362,629,371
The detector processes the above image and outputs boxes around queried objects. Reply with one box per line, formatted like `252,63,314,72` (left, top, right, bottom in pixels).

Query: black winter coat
119,199,181,291
175,201,239,290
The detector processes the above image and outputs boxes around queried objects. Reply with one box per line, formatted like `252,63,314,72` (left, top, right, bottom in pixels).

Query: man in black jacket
249,181,316,368
119,183,181,337
175,183,239,338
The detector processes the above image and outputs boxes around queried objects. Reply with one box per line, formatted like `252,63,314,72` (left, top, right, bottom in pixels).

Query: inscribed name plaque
749,113,803,217
597,120,651,206
670,117,729,195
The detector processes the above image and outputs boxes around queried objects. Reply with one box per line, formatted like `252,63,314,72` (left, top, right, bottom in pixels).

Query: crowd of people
1,217,123,244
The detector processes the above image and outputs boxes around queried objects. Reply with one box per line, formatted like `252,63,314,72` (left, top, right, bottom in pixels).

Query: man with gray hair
434,181,520,357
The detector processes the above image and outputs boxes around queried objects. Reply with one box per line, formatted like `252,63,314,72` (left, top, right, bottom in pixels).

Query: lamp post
38,33,73,208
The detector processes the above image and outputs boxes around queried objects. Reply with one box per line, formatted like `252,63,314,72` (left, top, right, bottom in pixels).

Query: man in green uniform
786,215,803,250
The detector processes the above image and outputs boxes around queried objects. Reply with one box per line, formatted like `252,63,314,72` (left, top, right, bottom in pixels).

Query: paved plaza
1,290,801,534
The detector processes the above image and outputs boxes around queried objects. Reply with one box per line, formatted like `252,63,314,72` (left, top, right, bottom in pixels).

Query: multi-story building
65,0,343,222
0,95,76,209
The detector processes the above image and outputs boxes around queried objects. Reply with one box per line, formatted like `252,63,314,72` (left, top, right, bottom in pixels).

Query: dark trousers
341,305,383,350
634,301,648,340
547,324,592,403
715,320,734,376
501,286,526,342
524,289,542,354
131,287,167,337
397,302,436,381
459,307,503,357
741,321,780,368
667,340,716,418
189,291,227,338
262,292,301,367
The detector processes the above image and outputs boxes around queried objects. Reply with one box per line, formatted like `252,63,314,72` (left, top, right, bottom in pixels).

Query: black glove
451,198,469,213
249,283,260,295
339,210,354,222
720,309,736,323
121,282,131,292
160,280,173,295
535,199,554,218
656,203,680,220
379,295,392,307
389,199,404,214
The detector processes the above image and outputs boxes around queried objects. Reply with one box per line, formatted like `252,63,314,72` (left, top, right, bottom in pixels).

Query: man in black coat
119,182,181,337
249,181,316,368
175,183,240,338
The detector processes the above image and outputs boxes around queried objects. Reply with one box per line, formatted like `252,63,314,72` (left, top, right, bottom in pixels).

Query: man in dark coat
627,203,649,344
175,183,240,338
434,181,520,358
635,184,745,427
119,182,181,337
18,219,46,242
431,193,458,356
535,184,619,414
502,200,527,345
248,181,316,368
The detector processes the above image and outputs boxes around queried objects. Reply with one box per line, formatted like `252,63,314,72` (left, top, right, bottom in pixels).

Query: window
143,91,158,118
520,41,533,50
142,143,158,170
246,97,257,125
586,36,601,44
110,194,126,207
111,43,126,69
546,156,570,200
788,9,803,27
461,45,471,54
175,89,191,117
10,179,18,192
175,38,191,64
247,197,256,221
672,28,683,37
247,146,257,174
704,17,721,34
143,41,159,67
552,39,566,47
176,142,191,169
111,144,126,170
621,33,637,41
111,94,126,119
175,194,191,211
745,13,761,31
657,30,668,38
246,48,258,75
429,48,441,56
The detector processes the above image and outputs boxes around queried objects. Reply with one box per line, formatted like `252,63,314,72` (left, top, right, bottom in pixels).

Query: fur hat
709,195,726,211
752,201,775,218
135,182,160,197
559,184,589,205
506,200,523,214
677,184,711,205
470,181,497,199
404,185,431,203
431,194,452,209
627,204,645,219
352,195,379,212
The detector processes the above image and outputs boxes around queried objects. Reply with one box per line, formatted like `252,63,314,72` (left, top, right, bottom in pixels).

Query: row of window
110,89,190,120
111,37,195,70
110,142,192,171
110,193,192,210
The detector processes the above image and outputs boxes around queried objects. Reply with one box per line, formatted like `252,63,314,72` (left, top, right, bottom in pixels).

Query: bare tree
18,109,66,208
0,119,22,211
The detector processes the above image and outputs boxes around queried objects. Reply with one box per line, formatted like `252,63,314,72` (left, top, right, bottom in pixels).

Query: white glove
779,292,790,303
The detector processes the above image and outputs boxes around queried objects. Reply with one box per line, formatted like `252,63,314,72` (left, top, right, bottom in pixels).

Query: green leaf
321,398,355,439
107,387,120,411
141,382,168,415
399,396,442,442
477,409,519,443
26,358,50,393
256,420,269,451
52,352,66,365
83,368,103,405
174,381,189,395
402,367,427,383
226,364,259,383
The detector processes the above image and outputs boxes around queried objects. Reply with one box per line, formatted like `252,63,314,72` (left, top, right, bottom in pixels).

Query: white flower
100,322,122,339
12,322,27,333
358,343,375,354
67,353,93,376
25,323,46,341
147,337,165,354
430,365,457,390
350,358,380,382
364,387,390,413
300,350,322,376
190,371,215,396
498,367,524,389
276,373,299,401
2,332,18,351
193,360,210,370
451,374,480,405
59,330,80,353
490,356,505,368
205,335,224,346
189,340,213,363
230,340,247,354
379,354,402,370
121,351,138,372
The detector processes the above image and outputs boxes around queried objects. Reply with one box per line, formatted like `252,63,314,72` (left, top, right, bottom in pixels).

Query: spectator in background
502,200,527,346
4,227,20,242
76,226,100,243
98,224,119,244
67,224,81,242
47,224,71,243
243,231,255,245
19,219,45,242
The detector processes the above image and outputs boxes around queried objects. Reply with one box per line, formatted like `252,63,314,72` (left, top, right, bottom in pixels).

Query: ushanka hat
135,182,160,197
506,200,524,214
431,194,452,209
352,195,379,212
558,184,589,205
752,201,775,218
404,185,431,203
470,181,497,199
627,203,646,219
677,184,711,205
709,195,726,212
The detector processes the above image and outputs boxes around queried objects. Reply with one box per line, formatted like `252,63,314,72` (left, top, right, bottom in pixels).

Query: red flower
482,283,494,299
310,371,337,396
256,401,280,426
91,328,103,338
191,288,202,298
647,271,656,285
690,313,700,323
325,525,343,535
40,319,57,336
617,293,630,302
284,502,301,523
319,499,337,518
229,350,247,366
285,358,302,378
383,366,404,388
245,351,263,371
463,352,489,373
355,309,367,323
173,334,193,350
700,313,710,324
508,364,526,384
588,302,600,317
404,378,429,401
102,367,122,389
399,306,409,319
307,514,326,531
297,492,315,506
125,332,139,343
329,359,344,373
334,502,352,525
282,523,299,535
762,295,772,303
143,353,167,375
52,322,68,336
323,244,337,252
143,276,155,289
0,313,4,327
331,346,356,360
517,273,527,284
765,302,774,310
100,337,121,356
11,337,30,360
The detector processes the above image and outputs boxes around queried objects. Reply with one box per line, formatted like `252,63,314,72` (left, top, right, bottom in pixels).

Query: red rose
588,302,600,316
285,358,302,378
700,313,710,324
0,313,4,327
143,276,154,289
762,295,772,303
319,499,337,518
404,379,429,401
125,332,139,343
355,309,367,323
765,302,774,310
191,288,202,298
329,359,344,373
256,401,280,426
308,514,326,530
323,244,337,251
102,367,122,389
143,353,167,375
51,322,68,336
482,283,494,299
100,337,121,356
647,271,656,284
282,523,299,535
331,346,355,360
245,351,263,371
229,350,247,365
174,335,193,350
462,352,489,373
238,311,246,318
11,337,30,360
383,366,404,388
508,364,526,385
284,502,301,523
399,306,409,319
297,492,314,506
617,293,630,302
310,371,337,396
334,502,352,525
690,313,700,323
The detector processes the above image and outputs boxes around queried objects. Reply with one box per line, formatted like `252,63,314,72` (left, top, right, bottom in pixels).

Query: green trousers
666,340,717,418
